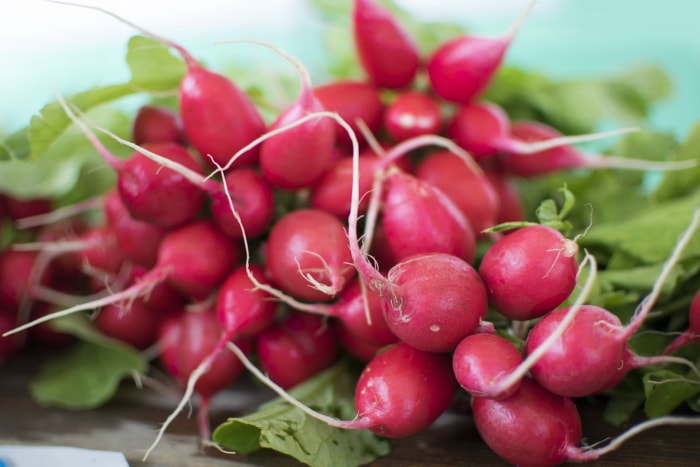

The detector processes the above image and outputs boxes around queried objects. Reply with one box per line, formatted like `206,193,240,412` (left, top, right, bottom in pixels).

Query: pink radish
131,104,186,146
383,91,442,141
255,311,339,389
414,149,500,235
499,120,694,177
426,1,534,103
524,209,700,398
473,376,700,467
478,224,579,321
352,0,420,89
314,80,384,147
663,289,700,355
264,208,354,302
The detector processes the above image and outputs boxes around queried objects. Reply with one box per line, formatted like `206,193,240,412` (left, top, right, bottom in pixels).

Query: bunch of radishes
2,0,699,466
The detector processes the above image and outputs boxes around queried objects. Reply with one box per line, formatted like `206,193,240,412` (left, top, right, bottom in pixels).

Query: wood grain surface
2,351,700,467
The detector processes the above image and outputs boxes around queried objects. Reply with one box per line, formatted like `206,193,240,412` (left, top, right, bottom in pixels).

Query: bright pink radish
498,121,688,177
447,101,514,158
663,289,700,355
309,150,382,218
314,80,383,147
352,0,420,89
131,104,186,146
95,300,162,350
158,308,246,441
103,189,166,268
453,333,523,399
414,149,500,235
209,168,275,240
472,377,582,467
381,169,477,264
383,91,442,141
479,225,579,321
255,311,339,389
426,2,533,103
259,45,336,189
264,209,354,302
215,265,277,339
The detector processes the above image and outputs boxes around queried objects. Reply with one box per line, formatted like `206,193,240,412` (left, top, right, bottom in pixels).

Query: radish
485,171,526,225
2,195,53,223
264,208,354,302
0,249,55,310
94,300,162,350
478,224,579,321
0,308,24,360
663,289,700,355
426,1,534,103
414,149,500,235
334,319,385,362
4,219,241,336
131,104,186,146
473,376,700,467
313,80,384,147
255,311,340,389
228,340,456,439
525,209,700,398
383,91,442,142
499,120,695,177
352,0,420,89
255,41,336,189
51,1,266,170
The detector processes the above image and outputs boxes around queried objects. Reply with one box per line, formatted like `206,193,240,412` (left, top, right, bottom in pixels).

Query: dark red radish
309,150,383,218
478,225,579,321
383,91,442,141
485,171,526,225
2,195,53,222
414,149,500,235
426,1,534,103
255,311,339,389
314,80,383,147
264,209,354,302
472,377,583,467
453,333,523,399
29,302,76,350
0,308,24,360
257,43,336,189
0,249,54,310
334,320,384,362
132,104,186,146
95,300,162,350
103,189,166,268
499,120,690,177
209,168,275,240
381,169,477,264
75,224,128,280
125,266,186,317
5,220,241,337
663,289,700,355
352,0,420,89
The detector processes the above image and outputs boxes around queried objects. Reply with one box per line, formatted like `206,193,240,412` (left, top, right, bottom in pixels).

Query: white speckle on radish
430,324,440,332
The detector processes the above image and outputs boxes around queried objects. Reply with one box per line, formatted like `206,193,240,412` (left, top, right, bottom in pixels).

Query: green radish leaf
213,361,390,466
653,123,700,202
29,313,147,410
126,35,186,92
643,370,700,418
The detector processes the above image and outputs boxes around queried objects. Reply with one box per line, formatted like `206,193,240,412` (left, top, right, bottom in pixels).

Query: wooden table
2,351,700,467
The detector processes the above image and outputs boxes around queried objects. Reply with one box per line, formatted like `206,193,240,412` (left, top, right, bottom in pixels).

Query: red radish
499,120,693,177
2,195,53,222
485,171,526,225
5,219,241,336
256,42,336,189
0,308,24,360
75,224,128,280
209,168,275,240
414,149,500,235
124,266,186,316
95,300,162,350
478,224,579,321
156,308,246,444
524,209,700,397
383,91,442,141
381,169,477,264
103,189,166,268
663,289,700,355
131,104,186,146
0,249,54,310
309,150,383,218
426,1,534,103
452,333,523,399
264,209,354,302
228,340,456,439
334,321,384,362
352,0,420,89
255,311,339,389
314,80,384,147
29,302,76,350
473,376,700,466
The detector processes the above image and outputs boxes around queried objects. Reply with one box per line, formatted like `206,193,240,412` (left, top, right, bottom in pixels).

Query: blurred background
2,0,699,137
